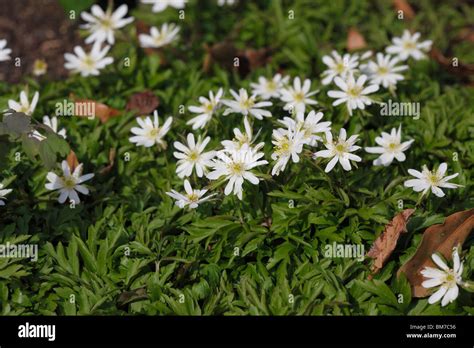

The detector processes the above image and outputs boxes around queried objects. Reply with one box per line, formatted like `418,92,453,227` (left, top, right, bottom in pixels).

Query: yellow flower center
148,128,159,138
229,162,244,175
293,92,305,102
378,66,389,75
267,80,277,91
83,56,96,69
188,150,199,161
63,177,76,189
186,192,199,202
335,62,345,74
403,41,416,50
347,86,362,98
241,98,255,109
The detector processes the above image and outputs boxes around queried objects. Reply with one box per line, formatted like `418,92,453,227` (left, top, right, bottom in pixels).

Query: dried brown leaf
367,209,415,278
347,27,367,51
398,209,474,297
392,0,415,20
66,150,79,173
126,91,159,115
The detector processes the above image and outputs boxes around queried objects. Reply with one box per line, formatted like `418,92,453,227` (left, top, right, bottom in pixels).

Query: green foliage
0,0,472,316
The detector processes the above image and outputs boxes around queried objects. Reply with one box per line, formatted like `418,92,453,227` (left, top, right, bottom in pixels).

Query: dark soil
0,0,81,83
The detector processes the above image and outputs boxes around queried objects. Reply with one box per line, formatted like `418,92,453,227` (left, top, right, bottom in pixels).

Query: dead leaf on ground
392,0,415,20
398,208,474,297
367,209,415,278
126,91,159,115
430,47,474,78
66,150,79,173
99,148,116,175
347,27,367,51
73,97,121,123
203,41,272,76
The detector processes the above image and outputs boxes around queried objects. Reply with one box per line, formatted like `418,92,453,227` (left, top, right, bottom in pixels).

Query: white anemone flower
365,125,413,166
129,110,173,148
166,179,215,209
222,88,272,120
173,133,216,178
386,30,432,61
279,77,318,114
361,53,408,89
139,23,180,48
327,74,379,116
0,184,12,206
250,74,289,100
271,128,305,176
141,0,187,13
0,39,12,61
206,144,268,200
32,115,67,141
221,116,258,152
278,110,331,147
314,128,361,173
421,248,464,307
64,41,113,77
404,163,460,198
81,4,134,45
321,51,359,85
45,161,94,204
187,88,223,130
8,91,39,116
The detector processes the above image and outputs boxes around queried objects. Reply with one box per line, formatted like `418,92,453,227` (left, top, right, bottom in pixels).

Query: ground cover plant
0,0,473,316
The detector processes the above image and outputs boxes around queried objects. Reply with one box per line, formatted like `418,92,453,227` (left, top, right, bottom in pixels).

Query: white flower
166,179,215,209
8,91,39,115
207,144,268,200
32,115,67,141
64,41,113,77
0,184,12,206
314,128,361,173
187,88,223,130
33,59,48,76
404,163,460,198
421,248,464,307
0,39,12,61
222,88,272,120
327,74,379,116
141,0,187,12
365,125,413,166
278,110,331,147
321,51,359,85
45,161,94,204
271,128,305,176
139,23,180,48
129,110,173,148
217,0,236,5
81,4,134,45
221,116,258,152
280,77,318,114
361,53,408,89
386,30,432,61
250,74,289,100
173,133,216,178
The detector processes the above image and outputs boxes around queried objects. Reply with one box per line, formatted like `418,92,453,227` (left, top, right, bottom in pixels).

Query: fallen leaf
203,41,272,76
66,150,79,173
73,98,121,123
126,91,159,115
367,209,415,278
430,47,474,78
117,287,148,308
99,148,116,175
398,208,474,297
347,27,367,51
392,0,415,20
